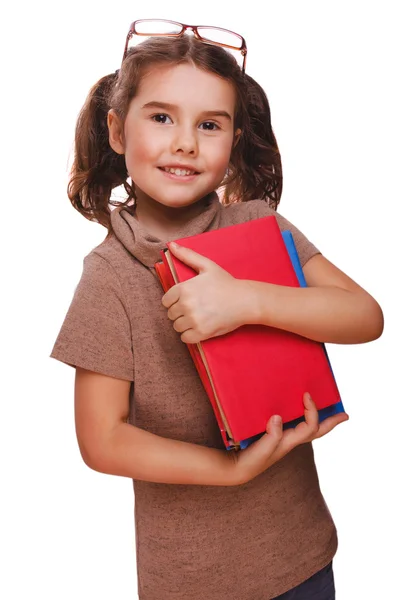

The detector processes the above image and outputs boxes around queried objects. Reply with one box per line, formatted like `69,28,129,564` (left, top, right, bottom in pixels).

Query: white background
2,1,403,598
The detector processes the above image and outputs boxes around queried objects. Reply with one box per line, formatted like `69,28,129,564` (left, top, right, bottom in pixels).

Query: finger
232,416,284,485
172,316,191,333
303,392,320,431
291,393,320,441
168,242,212,273
280,394,320,450
265,414,283,436
167,303,183,322
267,415,284,444
180,328,199,344
313,412,349,440
246,415,284,459
162,284,180,309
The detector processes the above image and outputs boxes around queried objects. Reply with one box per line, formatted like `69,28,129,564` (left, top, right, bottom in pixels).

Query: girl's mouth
158,167,200,180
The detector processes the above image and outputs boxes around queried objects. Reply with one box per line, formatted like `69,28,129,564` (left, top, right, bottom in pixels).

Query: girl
50,20,384,600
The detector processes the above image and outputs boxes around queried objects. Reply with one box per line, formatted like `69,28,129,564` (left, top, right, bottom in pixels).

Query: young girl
50,21,383,600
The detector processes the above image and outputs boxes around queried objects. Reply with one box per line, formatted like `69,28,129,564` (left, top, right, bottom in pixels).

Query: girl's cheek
212,140,234,165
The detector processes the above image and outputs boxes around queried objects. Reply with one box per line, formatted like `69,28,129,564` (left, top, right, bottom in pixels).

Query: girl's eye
199,121,219,131
152,114,173,124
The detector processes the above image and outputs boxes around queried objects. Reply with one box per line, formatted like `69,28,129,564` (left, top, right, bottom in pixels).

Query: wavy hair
68,35,283,231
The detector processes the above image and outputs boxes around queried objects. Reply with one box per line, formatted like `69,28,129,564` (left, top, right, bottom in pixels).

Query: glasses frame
122,19,247,72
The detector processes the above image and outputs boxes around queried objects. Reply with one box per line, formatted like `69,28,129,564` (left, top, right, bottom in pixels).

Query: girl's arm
242,253,384,344
163,244,384,346
75,368,347,487
75,367,234,486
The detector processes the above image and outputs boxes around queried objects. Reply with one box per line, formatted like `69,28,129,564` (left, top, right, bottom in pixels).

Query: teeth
163,167,196,176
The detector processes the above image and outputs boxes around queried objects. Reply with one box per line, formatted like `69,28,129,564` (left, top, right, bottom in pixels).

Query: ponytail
223,73,282,209
68,73,135,231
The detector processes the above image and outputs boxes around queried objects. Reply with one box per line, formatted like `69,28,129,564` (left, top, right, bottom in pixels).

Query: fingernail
271,415,282,425
170,242,179,249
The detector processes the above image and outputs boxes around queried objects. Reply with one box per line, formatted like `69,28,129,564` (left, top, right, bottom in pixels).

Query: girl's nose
170,127,198,156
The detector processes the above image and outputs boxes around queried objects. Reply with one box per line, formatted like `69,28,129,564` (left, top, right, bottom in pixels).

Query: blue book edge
229,230,344,451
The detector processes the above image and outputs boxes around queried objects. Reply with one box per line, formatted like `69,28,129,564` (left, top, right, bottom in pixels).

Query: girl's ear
107,109,125,155
233,128,242,148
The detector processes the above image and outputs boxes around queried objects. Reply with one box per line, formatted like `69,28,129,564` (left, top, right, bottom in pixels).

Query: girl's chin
140,193,209,209
158,199,204,210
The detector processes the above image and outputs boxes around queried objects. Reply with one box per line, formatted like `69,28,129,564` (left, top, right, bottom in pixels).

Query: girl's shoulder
86,230,138,277
221,199,320,267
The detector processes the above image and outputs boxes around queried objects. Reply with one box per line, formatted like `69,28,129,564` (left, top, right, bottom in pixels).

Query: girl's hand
227,393,349,486
162,242,250,344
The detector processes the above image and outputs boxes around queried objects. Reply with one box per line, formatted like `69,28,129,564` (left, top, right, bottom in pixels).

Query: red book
155,216,341,450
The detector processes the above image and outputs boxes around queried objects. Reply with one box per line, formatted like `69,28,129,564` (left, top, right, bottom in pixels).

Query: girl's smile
158,164,201,182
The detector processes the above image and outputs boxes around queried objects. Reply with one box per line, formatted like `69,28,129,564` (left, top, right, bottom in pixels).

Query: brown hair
68,36,283,231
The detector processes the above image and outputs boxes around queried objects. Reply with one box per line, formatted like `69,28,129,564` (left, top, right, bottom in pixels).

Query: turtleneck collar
110,192,222,268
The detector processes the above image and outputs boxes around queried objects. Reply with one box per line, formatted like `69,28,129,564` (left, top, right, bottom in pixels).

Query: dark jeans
273,562,335,599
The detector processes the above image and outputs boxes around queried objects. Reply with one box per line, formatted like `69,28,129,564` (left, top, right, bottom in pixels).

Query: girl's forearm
89,422,237,486
241,281,384,344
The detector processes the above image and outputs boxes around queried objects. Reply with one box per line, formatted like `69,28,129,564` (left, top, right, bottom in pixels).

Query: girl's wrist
235,279,267,327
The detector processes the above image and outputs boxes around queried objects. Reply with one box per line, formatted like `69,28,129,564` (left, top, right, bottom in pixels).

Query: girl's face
108,63,239,211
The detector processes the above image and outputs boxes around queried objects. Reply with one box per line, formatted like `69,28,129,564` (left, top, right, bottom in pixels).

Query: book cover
238,231,345,449
155,216,342,450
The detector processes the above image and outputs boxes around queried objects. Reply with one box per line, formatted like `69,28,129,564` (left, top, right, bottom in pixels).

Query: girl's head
69,35,282,230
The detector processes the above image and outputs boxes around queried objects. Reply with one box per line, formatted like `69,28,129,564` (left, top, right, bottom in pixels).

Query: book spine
155,253,234,450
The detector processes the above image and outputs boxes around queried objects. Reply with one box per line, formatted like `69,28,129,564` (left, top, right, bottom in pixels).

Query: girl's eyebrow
141,101,232,120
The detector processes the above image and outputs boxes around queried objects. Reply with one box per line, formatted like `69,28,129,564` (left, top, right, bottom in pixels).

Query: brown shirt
50,195,337,599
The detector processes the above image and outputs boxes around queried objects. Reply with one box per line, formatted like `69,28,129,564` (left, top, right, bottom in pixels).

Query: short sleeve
251,200,321,267
50,252,134,381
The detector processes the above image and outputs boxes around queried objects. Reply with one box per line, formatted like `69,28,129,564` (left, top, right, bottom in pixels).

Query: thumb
168,241,212,273
249,415,283,456
266,415,283,437
261,415,283,451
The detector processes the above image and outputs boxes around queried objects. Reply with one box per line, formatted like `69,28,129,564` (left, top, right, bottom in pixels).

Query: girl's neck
134,194,211,241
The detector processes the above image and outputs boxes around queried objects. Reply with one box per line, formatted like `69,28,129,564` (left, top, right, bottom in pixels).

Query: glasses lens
196,27,243,49
134,20,183,35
